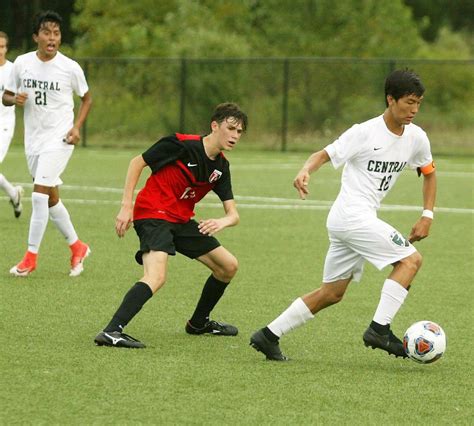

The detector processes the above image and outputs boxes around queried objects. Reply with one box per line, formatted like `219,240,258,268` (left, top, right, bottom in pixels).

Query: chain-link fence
65,57,474,154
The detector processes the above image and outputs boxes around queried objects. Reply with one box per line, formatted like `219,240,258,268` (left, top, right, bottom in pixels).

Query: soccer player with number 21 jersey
2,11,92,277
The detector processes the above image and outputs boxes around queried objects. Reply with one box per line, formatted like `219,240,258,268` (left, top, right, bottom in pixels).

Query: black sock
262,327,279,342
189,275,228,328
370,320,390,335
104,282,153,332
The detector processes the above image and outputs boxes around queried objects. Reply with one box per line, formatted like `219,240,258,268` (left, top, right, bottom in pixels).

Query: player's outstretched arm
408,171,436,243
115,155,147,238
293,149,330,199
198,199,239,236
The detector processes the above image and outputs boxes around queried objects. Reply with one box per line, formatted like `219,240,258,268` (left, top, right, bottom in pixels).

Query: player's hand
198,218,224,236
408,217,432,243
64,126,81,145
293,169,311,200
115,206,133,237
15,92,28,106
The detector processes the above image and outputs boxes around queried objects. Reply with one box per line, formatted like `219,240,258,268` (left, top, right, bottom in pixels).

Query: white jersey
324,115,432,230
5,51,88,155
0,60,15,130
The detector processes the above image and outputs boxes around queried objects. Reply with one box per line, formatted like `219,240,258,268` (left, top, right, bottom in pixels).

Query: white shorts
322,217,417,283
0,126,14,163
27,150,73,187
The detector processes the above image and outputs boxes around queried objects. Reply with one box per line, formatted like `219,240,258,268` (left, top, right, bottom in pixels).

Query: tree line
1,0,473,60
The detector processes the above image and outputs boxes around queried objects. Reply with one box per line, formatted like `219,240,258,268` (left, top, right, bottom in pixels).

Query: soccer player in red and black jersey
94,102,248,348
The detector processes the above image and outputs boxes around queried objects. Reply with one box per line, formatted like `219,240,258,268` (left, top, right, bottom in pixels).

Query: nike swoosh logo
211,329,222,334
373,147,382,151
187,162,197,167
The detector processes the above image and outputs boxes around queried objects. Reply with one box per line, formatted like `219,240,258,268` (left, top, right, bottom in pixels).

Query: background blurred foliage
2,0,473,154
3,0,472,58
69,0,471,59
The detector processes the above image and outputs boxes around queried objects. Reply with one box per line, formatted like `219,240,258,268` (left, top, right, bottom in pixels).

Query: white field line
2,192,472,214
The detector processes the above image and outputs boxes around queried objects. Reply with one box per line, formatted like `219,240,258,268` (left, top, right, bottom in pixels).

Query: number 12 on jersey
378,174,392,191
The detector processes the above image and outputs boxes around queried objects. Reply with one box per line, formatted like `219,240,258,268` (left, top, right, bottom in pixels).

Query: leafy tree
246,0,424,58
404,0,474,42
72,0,252,57
73,0,426,59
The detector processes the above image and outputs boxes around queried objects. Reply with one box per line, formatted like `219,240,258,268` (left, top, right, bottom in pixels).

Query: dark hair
0,31,9,46
210,102,248,131
384,69,425,106
33,10,63,35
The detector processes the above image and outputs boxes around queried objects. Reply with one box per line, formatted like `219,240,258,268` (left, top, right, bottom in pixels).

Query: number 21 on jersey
35,91,47,105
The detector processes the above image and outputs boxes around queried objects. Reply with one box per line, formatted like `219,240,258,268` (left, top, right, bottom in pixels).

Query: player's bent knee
214,257,238,282
142,275,166,293
403,251,423,273
226,256,239,278
329,292,345,305
321,286,345,305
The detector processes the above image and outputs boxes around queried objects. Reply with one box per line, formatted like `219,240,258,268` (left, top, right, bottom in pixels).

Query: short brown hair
210,102,248,132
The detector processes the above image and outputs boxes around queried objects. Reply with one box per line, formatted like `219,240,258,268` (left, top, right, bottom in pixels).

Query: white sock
372,279,409,325
0,173,17,200
28,192,50,253
49,200,79,245
267,297,314,338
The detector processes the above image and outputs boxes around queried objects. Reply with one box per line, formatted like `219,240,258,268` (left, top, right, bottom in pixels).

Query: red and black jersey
133,133,233,223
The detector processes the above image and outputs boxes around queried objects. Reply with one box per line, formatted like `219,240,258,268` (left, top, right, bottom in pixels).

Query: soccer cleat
10,251,37,277
250,329,289,361
363,326,408,358
185,320,238,336
69,240,91,277
94,331,146,348
10,186,24,218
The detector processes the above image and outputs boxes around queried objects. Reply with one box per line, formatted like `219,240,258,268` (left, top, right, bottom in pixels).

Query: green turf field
0,146,472,424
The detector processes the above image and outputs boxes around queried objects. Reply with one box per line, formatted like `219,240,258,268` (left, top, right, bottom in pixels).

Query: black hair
0,31,9,46
33,10,63,35
210,102,248,132
384,69,425,106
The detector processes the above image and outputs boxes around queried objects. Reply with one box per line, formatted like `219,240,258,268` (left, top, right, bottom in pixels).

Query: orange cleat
69,240,91,277
10,251,37,277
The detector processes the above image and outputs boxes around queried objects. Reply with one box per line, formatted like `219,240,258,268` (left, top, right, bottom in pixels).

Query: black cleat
250,329,288,361
185,320,238,336
10,186,24,218
94,331,146,348
363,326,407,358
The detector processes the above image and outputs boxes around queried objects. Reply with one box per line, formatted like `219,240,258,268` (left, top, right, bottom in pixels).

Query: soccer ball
403,321,446,364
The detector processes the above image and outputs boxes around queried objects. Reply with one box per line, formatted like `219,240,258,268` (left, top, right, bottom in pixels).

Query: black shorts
133,218,221,264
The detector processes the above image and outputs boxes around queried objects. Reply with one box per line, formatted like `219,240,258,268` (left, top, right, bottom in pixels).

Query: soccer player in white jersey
0,31,23,218
250,69,436,361
2,11,92,277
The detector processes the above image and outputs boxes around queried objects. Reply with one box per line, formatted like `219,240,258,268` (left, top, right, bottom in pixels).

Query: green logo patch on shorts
390,231,409,247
